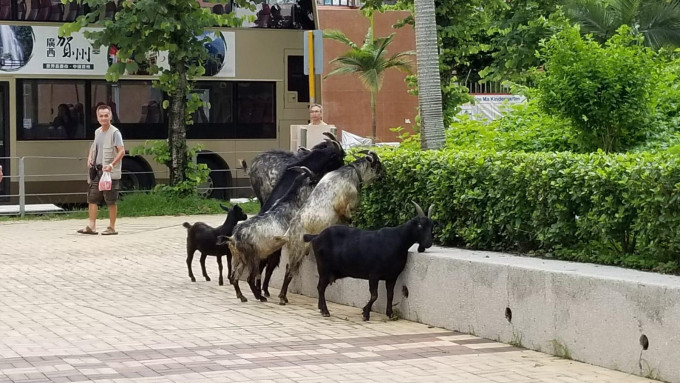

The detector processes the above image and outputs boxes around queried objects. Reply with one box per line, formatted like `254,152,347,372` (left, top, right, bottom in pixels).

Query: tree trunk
414,0,445,150
168,58,188,185
371,90,377,144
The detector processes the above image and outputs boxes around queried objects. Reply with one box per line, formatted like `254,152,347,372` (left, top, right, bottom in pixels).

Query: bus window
188,81,276,140
18,79,86,140
91,80,165,140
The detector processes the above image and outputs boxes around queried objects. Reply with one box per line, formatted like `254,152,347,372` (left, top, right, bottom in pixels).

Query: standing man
309,103,327,126
77,105,125,236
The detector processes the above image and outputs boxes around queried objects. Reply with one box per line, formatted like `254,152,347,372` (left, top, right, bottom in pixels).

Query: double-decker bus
0,0,319,204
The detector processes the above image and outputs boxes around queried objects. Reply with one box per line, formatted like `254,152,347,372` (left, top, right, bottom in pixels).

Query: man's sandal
101,227,118,236
77,226,98,235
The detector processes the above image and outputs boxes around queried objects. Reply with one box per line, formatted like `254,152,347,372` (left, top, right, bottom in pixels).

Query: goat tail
239,159,248,174
182,222,192,229
303,234,318,243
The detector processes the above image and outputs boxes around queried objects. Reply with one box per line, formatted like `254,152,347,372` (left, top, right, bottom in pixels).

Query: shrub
536,26,658,152
355,146,680,273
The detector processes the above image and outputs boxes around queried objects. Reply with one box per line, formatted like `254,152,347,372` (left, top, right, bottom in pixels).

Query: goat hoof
218,280,224,286
263,290,270,297
190,278,196,282
362,314,370,321
238,296,247,303
205,277,211,281
278,299,287,306
321,312,330,317
258,297,267,302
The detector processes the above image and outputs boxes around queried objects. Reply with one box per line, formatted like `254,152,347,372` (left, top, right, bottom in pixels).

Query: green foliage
131,140,210,197
481,1,568,83
564,0,680,50
354,146,680,274
537,26,658,152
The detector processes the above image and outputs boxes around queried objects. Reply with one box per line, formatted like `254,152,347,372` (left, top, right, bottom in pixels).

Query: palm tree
324,16,414,143
414,0,446,150
565,0,680,49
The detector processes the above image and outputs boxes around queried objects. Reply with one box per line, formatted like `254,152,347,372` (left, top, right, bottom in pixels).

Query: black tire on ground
121,158,155,194
198,157,230,200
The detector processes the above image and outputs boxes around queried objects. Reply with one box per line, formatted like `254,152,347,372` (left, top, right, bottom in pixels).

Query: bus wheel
121,158,154,193
198,157,230,200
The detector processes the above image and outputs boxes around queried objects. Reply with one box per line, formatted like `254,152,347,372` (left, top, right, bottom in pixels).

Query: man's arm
104,145,125,172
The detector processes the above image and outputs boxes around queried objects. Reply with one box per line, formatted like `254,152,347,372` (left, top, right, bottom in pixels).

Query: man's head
309,103,323,125
97,105,112,128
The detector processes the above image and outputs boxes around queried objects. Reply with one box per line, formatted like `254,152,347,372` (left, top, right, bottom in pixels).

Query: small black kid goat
183,204,248,286
303,202,434,321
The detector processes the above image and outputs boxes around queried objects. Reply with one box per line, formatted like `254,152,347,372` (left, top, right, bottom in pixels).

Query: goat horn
323,131,339,142
290,165,313,175
219,203,230,212
357,149,370,155
412,201,425,217
427,204,434,218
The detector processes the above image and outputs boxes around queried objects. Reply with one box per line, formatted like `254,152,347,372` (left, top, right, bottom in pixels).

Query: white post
19,157,25,218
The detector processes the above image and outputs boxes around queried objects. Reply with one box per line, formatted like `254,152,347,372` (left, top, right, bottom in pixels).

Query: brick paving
0,215,660,383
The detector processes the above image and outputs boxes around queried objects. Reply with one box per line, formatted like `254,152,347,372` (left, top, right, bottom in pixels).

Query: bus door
0,81,8,199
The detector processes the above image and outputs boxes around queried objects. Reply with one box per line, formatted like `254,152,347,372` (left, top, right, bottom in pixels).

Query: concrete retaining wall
267,246,680,382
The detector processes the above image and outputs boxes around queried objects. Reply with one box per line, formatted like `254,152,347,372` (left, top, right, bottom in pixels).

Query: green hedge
355,148,680,273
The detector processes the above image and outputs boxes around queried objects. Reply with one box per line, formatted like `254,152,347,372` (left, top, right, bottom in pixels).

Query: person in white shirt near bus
77,105,125,236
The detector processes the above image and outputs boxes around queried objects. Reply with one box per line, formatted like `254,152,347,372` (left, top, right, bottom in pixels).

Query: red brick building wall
318,8,418,143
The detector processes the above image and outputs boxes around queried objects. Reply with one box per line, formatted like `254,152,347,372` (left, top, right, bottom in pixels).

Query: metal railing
1,131,340,217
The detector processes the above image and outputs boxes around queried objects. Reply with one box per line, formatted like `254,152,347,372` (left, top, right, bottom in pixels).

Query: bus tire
198,157,231,200
121,157,154,193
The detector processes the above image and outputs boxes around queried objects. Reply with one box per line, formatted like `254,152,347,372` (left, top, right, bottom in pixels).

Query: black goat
183,204,248,286
303,202,434,321
245,132,344,206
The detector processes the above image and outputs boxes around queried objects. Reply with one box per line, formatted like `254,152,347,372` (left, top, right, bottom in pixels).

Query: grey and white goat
277,151,385,305
220,166,317,302
182,204,248,286
245,132,343,205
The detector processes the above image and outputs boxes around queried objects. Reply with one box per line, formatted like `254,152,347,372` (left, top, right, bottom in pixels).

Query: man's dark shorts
87,179,120,205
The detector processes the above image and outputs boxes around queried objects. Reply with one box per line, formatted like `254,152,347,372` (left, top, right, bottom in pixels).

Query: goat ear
239,159,247,172
412,201,425,217
220,203,230,212
297,146,310,153
427,204,434,218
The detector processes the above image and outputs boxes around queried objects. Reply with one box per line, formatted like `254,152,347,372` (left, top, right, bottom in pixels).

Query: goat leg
247,273,267,302
226,253,233,285
186,249,196,282
317,276,331,317
362,279,379,321
278,265,293,305
385,279,396,319
232,280,247,302
199,253,210,282
262,249,281,297
216,255,224,286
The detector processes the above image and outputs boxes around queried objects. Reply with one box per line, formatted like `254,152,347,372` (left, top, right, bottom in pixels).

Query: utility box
290,124,337,151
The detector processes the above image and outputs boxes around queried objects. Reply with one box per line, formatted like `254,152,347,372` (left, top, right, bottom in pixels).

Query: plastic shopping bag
98,171,112,191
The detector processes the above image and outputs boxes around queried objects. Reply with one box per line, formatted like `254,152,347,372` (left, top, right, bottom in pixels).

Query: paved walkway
0,215,659,383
